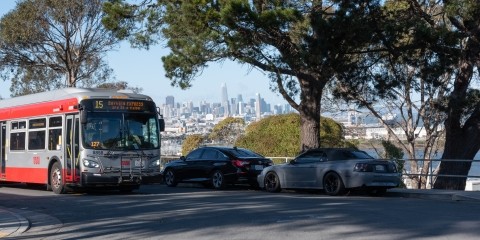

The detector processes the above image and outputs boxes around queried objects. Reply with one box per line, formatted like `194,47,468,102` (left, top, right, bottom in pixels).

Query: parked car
257,148,401,195
162,146,273,189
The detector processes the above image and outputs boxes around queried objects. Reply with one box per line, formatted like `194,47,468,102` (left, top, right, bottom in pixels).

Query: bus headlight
83,159,100,168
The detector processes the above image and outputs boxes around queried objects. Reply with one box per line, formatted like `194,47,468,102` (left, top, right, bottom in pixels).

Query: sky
0,1,289,106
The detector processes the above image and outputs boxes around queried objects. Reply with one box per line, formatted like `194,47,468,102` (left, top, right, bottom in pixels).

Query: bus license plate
121,160,130,166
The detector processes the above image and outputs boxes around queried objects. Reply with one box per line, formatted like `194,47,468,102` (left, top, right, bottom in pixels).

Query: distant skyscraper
231,97,238,115
238,101,244,115
255,93,261,120
237,94,243,103
166,96,175,108
221,83,230,116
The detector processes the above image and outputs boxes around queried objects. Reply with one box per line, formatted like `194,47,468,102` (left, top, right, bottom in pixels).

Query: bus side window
28,118,46,150
48,117,63,150
10,121,26,150
10,132,26,150
48,129,62,150
28,131,45,150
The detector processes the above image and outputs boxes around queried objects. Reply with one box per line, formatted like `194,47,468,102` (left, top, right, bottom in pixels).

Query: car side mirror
180,156,186,161
289,160,296,165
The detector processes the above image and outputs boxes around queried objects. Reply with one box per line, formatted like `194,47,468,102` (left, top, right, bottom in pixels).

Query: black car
162,146,273,189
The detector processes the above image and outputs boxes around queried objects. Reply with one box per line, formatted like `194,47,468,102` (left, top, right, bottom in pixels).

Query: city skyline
161,84,293,120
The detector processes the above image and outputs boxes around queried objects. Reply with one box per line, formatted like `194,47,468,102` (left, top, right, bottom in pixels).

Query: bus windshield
82,112,159,150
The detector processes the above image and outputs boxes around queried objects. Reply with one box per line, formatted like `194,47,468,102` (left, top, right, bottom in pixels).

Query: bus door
1,122,5,179
65,115,80,182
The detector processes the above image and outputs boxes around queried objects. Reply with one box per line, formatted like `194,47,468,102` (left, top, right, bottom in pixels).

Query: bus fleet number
33,156,40,165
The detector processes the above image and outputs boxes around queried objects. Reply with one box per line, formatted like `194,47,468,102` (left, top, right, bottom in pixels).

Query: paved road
1,183,480,240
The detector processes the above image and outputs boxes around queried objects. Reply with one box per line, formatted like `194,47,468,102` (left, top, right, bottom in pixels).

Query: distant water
363,149,480,179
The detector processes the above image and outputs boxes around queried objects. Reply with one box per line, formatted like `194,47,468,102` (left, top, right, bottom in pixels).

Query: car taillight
354,163,373,172
231,159,248,168
389,164,398,173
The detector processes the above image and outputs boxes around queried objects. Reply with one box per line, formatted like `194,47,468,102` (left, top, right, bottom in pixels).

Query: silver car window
330,150,374,160
296,151,326,163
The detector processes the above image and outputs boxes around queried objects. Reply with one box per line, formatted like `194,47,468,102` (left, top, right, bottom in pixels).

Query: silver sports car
257,148,402,195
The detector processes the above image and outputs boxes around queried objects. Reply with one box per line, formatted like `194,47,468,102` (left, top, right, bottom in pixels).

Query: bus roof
0,88,154,109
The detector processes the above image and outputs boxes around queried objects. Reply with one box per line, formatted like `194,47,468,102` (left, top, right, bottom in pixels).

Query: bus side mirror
158,118,165,132
80,110,87,124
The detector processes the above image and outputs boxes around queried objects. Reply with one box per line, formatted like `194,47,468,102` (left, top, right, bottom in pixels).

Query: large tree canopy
332,0,480,190
103,0,383,151
332,0,453,189
0,0,119,96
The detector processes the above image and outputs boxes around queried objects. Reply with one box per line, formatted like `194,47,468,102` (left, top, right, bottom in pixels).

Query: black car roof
198,146,246,151
196,146,264,157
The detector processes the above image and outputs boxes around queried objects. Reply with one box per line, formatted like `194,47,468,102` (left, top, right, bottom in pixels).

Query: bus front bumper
81,172,143,186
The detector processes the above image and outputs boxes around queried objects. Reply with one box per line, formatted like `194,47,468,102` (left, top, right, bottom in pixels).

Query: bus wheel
50,162,65,194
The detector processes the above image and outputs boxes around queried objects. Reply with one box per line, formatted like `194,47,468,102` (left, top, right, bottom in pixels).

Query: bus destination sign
89,99,153,112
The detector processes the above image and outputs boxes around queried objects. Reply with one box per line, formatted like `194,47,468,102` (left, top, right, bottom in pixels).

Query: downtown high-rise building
166,96,175,108
255,93,261,120
221,83,230,117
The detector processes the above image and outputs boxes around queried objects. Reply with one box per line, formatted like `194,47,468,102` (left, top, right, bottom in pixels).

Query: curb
388,189,480,203
0,208,30,237
451,194,480,202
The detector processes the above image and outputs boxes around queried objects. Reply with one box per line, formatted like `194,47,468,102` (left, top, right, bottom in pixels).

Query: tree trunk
433,54,480,190
434,112,480,189
298,80,322,152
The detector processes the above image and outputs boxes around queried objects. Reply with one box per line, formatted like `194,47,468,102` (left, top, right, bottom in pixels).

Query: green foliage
381,140,404,159
380,140,404,174
8,67,64,97
0,0,118,96
235,113,300,157
235,113,347,157
181,134,205,156
96,81,143,93
208,117,245,146
319,115,345,148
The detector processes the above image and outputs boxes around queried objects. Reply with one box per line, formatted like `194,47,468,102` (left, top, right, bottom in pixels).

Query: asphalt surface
1,188,479,238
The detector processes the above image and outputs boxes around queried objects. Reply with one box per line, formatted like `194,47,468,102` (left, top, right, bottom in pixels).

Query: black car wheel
211,170,226,189
323,172,345,196
164,169,178,187
264,171,281,193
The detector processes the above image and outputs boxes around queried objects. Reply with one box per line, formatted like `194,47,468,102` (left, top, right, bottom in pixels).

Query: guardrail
398,159,480,189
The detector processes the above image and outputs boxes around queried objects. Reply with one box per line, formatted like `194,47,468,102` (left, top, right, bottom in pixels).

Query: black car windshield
82,112,159,150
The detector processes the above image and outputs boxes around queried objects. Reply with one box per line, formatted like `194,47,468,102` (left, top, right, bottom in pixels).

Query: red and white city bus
0,88,165,194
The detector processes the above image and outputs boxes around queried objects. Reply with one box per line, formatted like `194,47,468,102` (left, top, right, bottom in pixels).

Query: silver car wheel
323,172,345,196
264,172,281,193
